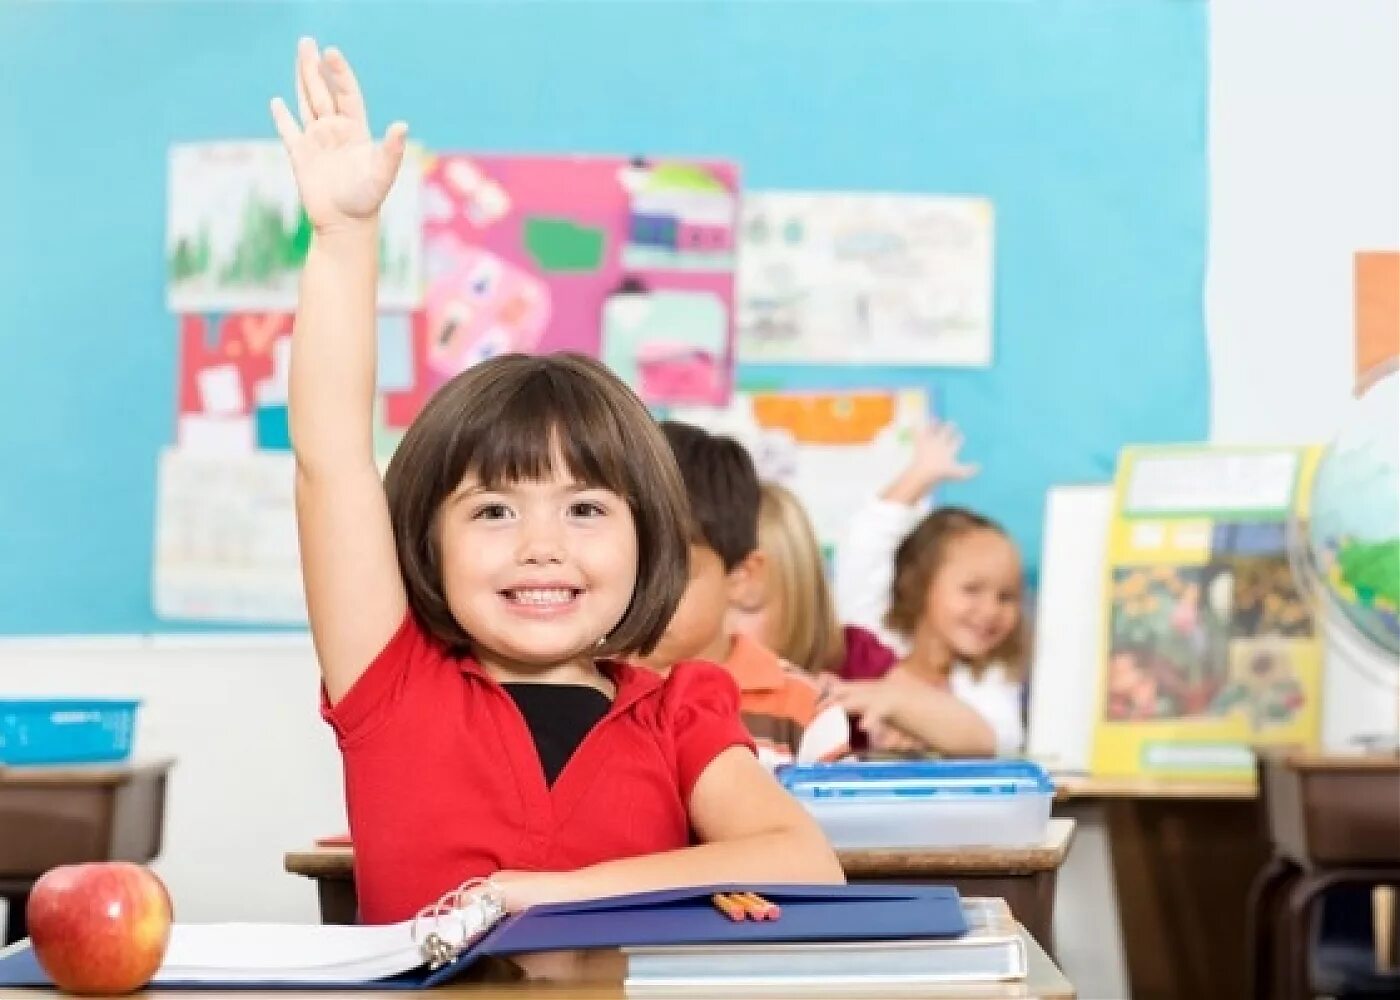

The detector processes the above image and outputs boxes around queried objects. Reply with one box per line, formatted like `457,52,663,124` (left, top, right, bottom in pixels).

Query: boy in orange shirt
640,422,849,767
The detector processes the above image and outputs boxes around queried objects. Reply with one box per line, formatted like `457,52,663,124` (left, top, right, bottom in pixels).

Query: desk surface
0,757,176,787
1054,774,1257,800
284,819,1078,881
7,923,1074,999
1271,749,1400,772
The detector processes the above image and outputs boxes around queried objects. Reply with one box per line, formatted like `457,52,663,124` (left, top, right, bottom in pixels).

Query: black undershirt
502,684,612,786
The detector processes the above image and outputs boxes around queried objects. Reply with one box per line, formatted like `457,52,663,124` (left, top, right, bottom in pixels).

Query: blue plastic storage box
777,759,1054,849
0,699,140,765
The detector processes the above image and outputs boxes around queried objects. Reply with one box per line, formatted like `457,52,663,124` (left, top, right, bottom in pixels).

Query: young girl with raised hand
832,421,1027,756
269,38,840,927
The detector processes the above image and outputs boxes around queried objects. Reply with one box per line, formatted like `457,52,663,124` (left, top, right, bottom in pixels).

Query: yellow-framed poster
1090,444,1323,780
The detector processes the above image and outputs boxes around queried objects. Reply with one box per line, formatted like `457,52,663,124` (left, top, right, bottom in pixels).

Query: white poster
167,141,422,311
737,192,994,367
153,448,306,623
669,388,928,558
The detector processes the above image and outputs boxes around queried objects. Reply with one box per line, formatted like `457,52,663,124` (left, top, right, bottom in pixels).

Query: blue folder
0,882,967,990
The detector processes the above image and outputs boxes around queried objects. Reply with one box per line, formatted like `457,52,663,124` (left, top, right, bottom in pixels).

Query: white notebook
623,897,1026,995
151,883,501,984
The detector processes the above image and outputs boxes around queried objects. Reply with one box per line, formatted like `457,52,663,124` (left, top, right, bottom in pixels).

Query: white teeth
508,588,574,606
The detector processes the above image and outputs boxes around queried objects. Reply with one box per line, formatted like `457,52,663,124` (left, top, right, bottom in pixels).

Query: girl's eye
568,500,607,518
473,503,513,520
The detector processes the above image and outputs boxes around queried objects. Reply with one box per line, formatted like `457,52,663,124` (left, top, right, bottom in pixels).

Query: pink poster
407,154,739,411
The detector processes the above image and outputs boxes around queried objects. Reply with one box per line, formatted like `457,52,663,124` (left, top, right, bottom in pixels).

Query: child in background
271,38,841,927
640,423,850,767
833,420,1026,756
729,481,897,680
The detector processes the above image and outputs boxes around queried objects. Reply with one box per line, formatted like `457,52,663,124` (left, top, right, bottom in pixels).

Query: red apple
26,862,172,996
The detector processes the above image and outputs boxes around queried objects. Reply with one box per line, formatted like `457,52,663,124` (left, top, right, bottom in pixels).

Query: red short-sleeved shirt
321,614,754,924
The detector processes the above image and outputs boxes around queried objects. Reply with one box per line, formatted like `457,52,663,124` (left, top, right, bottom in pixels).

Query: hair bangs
451,362,634,499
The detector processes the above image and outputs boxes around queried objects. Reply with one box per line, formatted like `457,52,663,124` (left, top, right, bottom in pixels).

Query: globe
1292,367,1400,672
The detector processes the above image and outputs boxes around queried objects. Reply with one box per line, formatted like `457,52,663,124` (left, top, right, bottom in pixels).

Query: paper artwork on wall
417,154,739,405
153,448,306,623
166,141,422,311
668,388,928,558
738,192,994,367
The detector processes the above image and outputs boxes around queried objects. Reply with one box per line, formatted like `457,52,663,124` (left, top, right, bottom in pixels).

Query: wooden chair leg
1280,872,1335,1000
1248,855,1299,1000
1278,868,1400,1000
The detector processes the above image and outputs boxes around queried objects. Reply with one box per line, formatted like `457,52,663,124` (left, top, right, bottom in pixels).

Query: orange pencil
711,892,747,922
738,892,780,920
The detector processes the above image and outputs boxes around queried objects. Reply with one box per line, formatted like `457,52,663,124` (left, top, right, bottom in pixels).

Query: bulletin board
0,0,1208,633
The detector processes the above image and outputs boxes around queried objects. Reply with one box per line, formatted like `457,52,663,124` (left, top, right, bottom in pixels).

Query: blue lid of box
777,759,1054,799
0,700,141,712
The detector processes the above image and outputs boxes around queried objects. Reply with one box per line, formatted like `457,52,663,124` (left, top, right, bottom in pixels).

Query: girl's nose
516,518,565,564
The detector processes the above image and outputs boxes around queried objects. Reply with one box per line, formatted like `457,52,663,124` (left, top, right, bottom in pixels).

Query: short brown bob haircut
885,506,1026,679
383,353,691,658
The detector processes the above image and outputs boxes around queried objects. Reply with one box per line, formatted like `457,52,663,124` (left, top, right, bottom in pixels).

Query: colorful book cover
1089,444,1323,780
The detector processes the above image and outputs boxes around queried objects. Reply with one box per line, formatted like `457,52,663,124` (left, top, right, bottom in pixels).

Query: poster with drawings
153,448,306,623
737,192,994,367
404,153,739,411
668,388,928,559
1089,445,1324,781
166,141,423,311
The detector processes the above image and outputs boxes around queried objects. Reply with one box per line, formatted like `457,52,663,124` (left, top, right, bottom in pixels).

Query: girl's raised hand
906,419,978,488
269,38,408,232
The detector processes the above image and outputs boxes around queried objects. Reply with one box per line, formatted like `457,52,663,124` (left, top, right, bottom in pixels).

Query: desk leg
4,892,28,946
1106,797,1270,1000
317,878,358,925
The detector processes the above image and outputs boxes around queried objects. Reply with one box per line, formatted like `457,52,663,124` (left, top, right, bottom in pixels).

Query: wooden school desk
5,921,1076,998
1055,775,1265,1000
0,757,173,945
283,818,1076,957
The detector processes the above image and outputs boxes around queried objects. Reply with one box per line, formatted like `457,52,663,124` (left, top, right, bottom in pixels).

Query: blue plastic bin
0,699,140,765
777,759,1054,849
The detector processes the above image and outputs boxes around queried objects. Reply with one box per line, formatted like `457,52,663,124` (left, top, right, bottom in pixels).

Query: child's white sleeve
949,666,1026,756
834,498,921,644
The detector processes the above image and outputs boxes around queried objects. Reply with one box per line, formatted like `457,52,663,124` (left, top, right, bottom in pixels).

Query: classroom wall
0,0,1210,634
0,4,1395,995
1207,0,1400,445
1208,0,1400,748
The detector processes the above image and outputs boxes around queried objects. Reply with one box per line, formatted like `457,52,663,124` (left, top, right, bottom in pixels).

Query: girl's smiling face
437,457,638,680
922,528,1022,662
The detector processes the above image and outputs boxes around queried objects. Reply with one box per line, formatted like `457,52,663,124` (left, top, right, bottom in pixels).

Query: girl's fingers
269,97,302,149
295,41,315,125
298,37,336,119
378,121,409,183
322,48,368,126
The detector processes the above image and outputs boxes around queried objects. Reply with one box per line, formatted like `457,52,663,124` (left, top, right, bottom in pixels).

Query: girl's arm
271,39,410,702
489,747,844,911
832,420,976,637
828,674,997,757
948,667,1026,756
832,496,917,638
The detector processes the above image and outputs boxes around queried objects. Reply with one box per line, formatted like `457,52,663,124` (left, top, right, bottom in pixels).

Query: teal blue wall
0,1,1208,633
